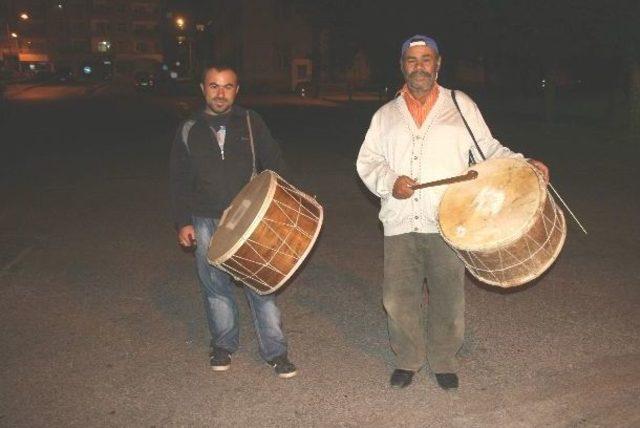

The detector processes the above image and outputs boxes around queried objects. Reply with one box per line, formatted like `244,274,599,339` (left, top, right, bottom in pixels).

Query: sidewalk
3,80,111,100
2,81,46,98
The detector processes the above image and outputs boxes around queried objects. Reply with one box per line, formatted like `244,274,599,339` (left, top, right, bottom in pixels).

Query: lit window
98,40,111,52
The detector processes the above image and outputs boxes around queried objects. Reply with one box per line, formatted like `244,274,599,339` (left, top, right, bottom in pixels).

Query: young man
170,64,296,378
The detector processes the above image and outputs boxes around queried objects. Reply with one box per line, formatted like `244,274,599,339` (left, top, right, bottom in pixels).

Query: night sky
166,0,639,90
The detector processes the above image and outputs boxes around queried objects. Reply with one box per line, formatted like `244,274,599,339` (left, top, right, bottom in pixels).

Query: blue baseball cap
401,35,439,59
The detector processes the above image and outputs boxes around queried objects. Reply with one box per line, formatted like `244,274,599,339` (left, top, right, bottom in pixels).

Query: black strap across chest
451,90,486,163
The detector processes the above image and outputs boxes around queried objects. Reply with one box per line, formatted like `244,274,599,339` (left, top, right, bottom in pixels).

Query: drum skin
438,158,566,287
208,170,323,294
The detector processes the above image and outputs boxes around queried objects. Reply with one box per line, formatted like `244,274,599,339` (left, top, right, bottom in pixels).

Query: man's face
401,45,441,93
200,68,239,115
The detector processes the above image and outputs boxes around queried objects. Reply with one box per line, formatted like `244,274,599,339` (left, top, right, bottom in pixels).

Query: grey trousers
383,233,465,373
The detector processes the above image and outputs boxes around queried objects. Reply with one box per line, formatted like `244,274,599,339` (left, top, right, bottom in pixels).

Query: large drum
438,158,566,287
208,170,323,295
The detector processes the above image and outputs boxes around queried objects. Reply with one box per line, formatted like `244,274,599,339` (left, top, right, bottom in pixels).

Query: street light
7,31,20,70
4,13,28,71
174,17,192,77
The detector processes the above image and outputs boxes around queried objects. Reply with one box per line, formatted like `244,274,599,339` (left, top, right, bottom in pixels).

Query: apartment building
1,0,164,78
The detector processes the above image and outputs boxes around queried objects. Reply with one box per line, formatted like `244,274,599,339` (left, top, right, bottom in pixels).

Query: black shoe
209,347,231,371
267,355,297,379
389,369,414,388
435,373,458,390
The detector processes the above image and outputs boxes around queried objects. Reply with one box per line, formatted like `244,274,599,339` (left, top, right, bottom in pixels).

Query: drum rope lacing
223,196,306,284
454,195,564,284
218,180,322,291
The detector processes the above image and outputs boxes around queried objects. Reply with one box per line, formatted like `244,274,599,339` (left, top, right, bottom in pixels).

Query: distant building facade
1,0,164,79
210,0,313,92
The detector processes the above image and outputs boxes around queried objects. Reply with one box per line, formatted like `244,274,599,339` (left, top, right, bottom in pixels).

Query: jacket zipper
210,125,226,160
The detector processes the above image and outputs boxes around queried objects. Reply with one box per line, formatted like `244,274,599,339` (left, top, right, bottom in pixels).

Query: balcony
91,5,114,18
57,42,91,54
130,8,158,20
132,29,159,39
91,21,111,37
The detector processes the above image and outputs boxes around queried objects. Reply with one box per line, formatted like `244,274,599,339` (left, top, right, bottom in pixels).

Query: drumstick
548,182,588,235
410,170,478,190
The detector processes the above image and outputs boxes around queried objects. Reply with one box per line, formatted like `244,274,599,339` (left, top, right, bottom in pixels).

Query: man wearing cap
356,35,548,390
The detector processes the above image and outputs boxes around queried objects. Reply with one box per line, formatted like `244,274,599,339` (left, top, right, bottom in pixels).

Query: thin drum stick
548,182,588,235
411,170,478,190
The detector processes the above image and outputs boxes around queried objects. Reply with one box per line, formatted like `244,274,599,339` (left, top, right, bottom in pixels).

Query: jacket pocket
378,196,405,225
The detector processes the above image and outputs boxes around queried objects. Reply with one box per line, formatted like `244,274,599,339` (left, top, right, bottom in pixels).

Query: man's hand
178,225,196,247
528,159,550,184
392,175,417,199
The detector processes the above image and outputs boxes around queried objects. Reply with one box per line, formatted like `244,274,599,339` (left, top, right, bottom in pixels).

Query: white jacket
356,86,522,236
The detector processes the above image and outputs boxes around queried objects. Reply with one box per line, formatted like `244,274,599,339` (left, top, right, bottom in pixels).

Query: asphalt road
1,83,639,427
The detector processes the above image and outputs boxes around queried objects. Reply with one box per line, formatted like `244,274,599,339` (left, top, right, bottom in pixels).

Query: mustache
409,70,433,80
213,97,228,102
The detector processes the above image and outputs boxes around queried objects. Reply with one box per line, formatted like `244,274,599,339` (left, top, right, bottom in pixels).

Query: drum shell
446,191,566,287
208,172,323,294
438,158,566,288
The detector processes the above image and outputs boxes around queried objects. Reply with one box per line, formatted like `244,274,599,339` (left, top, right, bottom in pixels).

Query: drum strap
451,90,486,165
245,111,257,178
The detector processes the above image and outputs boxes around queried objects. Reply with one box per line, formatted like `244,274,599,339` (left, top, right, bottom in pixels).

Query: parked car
135,72,156,90
295,81,315,97
51,69,74,83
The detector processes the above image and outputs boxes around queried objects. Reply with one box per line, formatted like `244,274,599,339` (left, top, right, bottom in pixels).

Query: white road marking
1,246,33,274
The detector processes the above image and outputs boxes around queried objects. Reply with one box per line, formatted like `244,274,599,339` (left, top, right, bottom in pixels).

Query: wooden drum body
438,158,566,287
207,170,323,295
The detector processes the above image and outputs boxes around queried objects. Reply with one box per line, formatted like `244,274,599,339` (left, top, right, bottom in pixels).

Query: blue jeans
193,216,287,361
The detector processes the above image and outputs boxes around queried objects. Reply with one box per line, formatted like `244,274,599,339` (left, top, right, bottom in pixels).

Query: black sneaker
389,369,415,388
435,373,459,390
210,347,231,371
267,355,297,378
